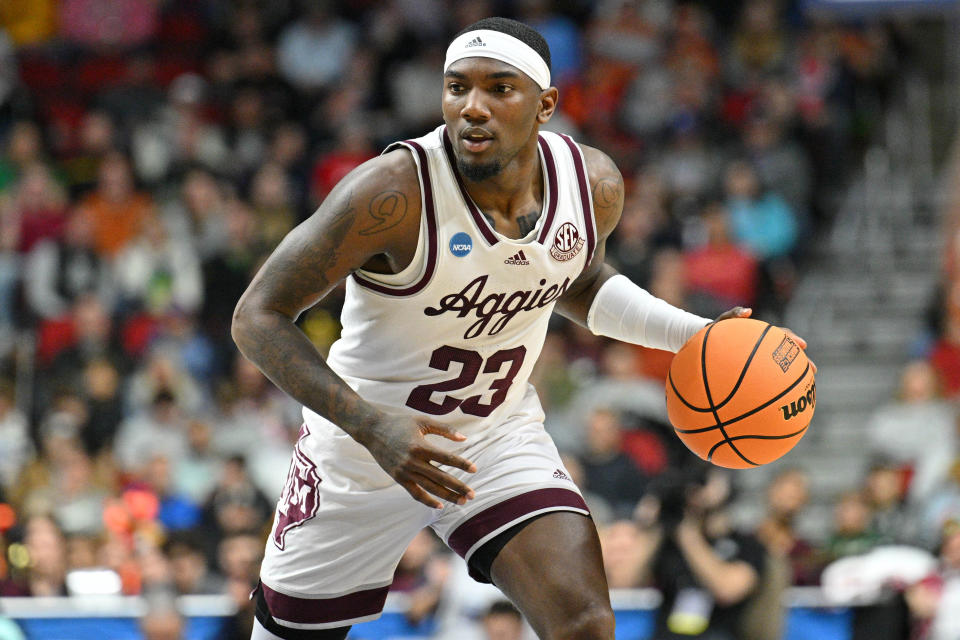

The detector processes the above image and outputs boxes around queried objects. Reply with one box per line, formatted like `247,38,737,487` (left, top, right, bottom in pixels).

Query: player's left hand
714,307,816,373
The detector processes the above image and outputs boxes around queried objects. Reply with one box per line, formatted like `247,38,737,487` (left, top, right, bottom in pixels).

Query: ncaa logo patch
450,232,473,257
550,222,584,262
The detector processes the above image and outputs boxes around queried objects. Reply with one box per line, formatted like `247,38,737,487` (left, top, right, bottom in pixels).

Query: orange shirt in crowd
78,192,153,258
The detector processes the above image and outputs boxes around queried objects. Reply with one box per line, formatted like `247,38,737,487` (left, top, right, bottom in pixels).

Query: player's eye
447,82,465,93
495,84,514,94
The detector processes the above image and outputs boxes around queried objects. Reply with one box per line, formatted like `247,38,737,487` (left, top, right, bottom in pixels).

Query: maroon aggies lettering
424,274,570,339
273,425,322,550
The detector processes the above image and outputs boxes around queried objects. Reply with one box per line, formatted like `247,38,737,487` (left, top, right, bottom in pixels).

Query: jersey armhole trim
535,136,560,245
352,140,438,297
558,134,597,272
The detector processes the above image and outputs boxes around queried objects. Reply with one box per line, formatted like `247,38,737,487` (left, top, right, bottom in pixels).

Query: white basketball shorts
257,389,588,631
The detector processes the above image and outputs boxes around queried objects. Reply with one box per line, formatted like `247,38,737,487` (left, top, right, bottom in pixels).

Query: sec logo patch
550,222,584,261
450,232,473,257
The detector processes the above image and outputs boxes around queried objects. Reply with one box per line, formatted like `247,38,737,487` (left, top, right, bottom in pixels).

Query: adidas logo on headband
445,29,551,90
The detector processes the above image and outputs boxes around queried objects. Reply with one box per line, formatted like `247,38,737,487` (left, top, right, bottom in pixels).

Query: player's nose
460,88,490,123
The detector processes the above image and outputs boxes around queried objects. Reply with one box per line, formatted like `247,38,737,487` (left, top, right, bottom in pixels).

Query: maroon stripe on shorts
261,581,389,626
447,488,589,559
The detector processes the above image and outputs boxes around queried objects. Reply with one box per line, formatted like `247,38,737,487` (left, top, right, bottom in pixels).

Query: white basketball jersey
310,125,596,436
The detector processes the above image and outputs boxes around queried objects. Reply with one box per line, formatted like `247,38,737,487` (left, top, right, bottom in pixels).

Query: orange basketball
665,318,815,469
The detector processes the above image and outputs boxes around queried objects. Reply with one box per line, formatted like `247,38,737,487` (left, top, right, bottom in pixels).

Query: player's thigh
490,511,614,639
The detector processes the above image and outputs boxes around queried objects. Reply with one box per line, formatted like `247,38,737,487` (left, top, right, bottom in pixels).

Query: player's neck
460,140,543,224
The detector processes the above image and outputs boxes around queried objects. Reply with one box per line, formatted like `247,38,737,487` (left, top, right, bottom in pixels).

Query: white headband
444,29,551,90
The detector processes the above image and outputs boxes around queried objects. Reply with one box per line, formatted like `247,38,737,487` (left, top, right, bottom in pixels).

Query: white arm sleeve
586,274,711,353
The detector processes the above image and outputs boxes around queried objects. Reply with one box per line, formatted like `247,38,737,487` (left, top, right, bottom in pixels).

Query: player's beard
457,156,503,182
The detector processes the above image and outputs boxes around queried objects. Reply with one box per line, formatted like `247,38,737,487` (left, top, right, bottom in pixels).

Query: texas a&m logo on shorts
550,222,584,262
273,425,321,550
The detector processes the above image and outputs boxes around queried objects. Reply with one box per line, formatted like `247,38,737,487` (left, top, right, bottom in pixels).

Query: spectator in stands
865,460,917,545
201,456,272,542
164,531,225,596
76,150,154,258
275,2,357,94
918,460,960,550
248,161,296,250
309,121,376,207
139,596,185,640
742,113,812,212
393,529,450,626
138,454,202,533
0,380,31,493
756,468,821,585
114,388,189,474
482,600,526,640
131,73,229,185
598,520,649,589
635,465,766,640
928,281,960,397
576,408,648,519
161,167,228,260
868,360,957,504
4,162,68,254
23,211,115,322
0,121,46,193
906,520,960,640
683,201,760,316
0,203,18,357
18,515,67,596
724,160,798,261
114,213,203,316
826,491,882,561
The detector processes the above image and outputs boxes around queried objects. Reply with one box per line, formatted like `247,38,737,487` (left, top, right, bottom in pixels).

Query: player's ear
537,87,558,124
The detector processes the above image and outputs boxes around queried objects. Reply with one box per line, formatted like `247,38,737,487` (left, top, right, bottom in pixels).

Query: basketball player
232,17,807,640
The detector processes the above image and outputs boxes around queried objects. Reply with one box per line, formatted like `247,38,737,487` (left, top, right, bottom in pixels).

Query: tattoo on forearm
360,190,408,236
517,211,540,236
235,311,381,436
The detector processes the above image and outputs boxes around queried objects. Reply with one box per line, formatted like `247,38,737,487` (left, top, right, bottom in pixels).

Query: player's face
442,57,545,182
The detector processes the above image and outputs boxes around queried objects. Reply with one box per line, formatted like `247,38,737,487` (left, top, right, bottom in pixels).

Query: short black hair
454,17,551,74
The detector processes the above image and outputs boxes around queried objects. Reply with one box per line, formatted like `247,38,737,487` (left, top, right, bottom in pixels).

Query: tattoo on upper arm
592,174,624,211
517,211,540,236
360,190,408,236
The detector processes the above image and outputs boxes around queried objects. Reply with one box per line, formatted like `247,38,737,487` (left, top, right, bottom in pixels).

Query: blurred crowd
0,0,931,638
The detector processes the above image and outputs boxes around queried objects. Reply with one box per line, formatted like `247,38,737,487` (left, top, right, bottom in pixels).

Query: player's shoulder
574,142,624,238
576,143,622,186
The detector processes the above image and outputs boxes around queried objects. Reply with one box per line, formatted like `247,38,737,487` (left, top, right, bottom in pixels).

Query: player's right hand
362,417,477,509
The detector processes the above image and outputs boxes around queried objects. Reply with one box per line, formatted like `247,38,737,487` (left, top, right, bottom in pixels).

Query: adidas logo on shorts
553,469,571,481
504,250,530,266
465,36,485,48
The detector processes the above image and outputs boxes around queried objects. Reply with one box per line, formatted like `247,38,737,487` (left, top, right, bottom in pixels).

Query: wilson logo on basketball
781,382,816,421
550,222,584,262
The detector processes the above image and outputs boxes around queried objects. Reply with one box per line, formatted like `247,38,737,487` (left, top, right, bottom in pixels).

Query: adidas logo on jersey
504,250,530,266
553,469,571,481
465,36,485,48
